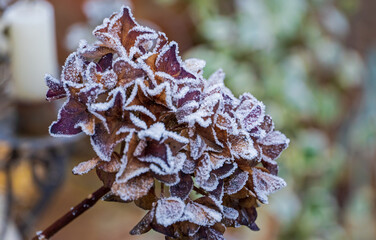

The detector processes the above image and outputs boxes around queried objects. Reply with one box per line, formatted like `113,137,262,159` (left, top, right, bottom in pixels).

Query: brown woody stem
193,186,207,196
120,141,125,154
32,186,110,240
160,182,165,197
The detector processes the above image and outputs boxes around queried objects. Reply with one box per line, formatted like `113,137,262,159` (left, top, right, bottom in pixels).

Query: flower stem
193,186,207,196
32,186,110,240
160,182,165,197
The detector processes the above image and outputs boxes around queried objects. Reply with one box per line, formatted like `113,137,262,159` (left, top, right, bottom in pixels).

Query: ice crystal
47,6,289,240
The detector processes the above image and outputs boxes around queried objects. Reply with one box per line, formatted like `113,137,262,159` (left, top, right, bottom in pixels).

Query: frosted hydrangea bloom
46,6,289,240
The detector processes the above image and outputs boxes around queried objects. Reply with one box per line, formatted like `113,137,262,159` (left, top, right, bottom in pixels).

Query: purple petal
45,74,66,101
91,121,128,161
156,43,195,79
49,98,91,136
97,53,113,72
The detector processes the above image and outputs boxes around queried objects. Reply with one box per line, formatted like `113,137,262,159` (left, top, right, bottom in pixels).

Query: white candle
3,0,58,101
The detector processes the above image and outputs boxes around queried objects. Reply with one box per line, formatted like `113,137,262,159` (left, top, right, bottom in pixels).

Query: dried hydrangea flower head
46,6,289,239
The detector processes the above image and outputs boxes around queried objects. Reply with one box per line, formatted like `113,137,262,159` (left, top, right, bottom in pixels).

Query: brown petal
155,197,185,227
111,172,154,202
222,206,239,220
118,7,138,40
94,7,137,50
153,172,179,186
79,44,114,59
212,163,237,180
96,168,116,188
209,180,224,203
229,188,250,200
261,159,279,175
150,222,175,238
97,153,121,173
90,121,130,161
225,170,249,195
179,221,200,237
155,32,168,52
214,113,232,141
189,134,206,160
116,157,149,183
259,115,274,133
207,231,226,240
239,197,257,209
170,173,193,200
209,152,229,171
195,197,222,213
143,52,158,72
135,187,157,210
113,59,145,86
122,27,155,53
200,173,219,192
97,53,113,72
251,168,286,204
163,135,187,156
184,200,222,226
139,140,167,162
181,156,197,175
238,207,259,231
235,93,265,131
130,208,155,235
258,131,289,161
229,134,258,161
72,157,100,175
62,53,84,83
176,88,202,108
206,226,225,240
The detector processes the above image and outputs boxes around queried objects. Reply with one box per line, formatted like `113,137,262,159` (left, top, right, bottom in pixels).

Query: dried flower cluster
46,6,289,239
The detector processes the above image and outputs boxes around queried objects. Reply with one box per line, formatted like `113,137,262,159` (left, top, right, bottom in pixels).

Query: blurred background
0,0,375,239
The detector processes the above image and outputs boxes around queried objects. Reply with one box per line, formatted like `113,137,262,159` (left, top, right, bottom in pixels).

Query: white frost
155,197,185,227
252,168,287,204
